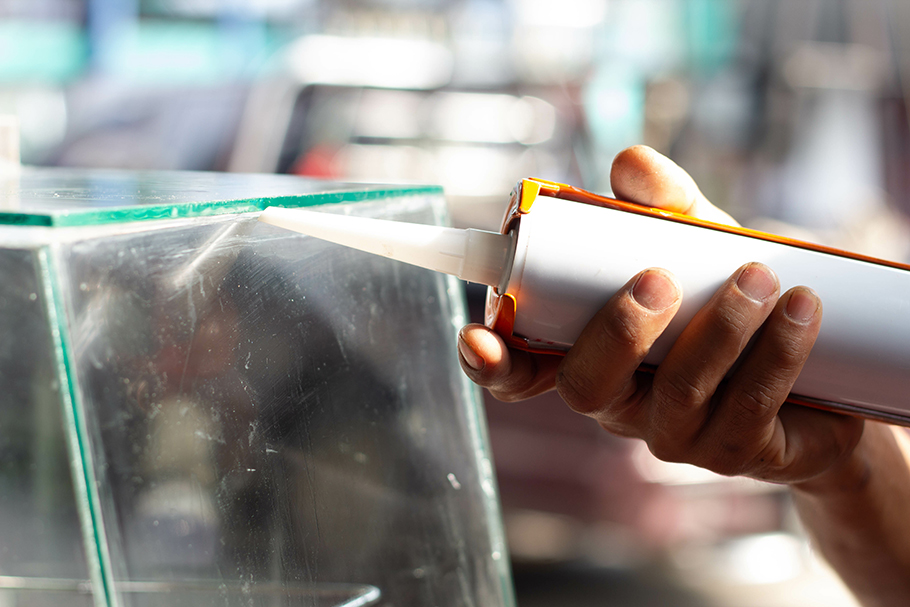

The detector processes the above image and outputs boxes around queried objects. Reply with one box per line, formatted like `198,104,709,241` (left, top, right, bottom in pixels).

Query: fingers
646,263,780,447
611,145,737,225
694,287,830,479
713,288,821,433
645,281,849,483
551,258,847,483
461,268,683,421
461,144,856,485
457,324,562,401
555,269,681,433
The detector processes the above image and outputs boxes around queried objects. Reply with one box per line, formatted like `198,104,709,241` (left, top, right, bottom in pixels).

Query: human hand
458,145,864,484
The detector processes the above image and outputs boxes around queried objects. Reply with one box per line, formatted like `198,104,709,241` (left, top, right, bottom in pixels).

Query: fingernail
736,264,777,302
458,333,485,371
785,288,819,324
631,270,679,311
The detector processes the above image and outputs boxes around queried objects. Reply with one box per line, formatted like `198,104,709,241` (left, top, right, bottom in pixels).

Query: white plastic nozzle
258,206,514,288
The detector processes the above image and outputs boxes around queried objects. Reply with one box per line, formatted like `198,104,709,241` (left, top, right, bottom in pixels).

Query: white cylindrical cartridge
498,193,910,423
259,178,910,425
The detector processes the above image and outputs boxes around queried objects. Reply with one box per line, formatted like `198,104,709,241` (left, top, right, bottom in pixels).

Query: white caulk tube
259,180,910,425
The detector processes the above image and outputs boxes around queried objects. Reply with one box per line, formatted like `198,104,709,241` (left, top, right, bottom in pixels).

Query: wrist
788,422,910,606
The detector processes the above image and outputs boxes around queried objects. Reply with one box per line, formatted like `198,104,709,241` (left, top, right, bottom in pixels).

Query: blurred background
5,0,910,604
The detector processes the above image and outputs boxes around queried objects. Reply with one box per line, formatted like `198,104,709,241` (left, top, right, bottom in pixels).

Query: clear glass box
0,169,513,607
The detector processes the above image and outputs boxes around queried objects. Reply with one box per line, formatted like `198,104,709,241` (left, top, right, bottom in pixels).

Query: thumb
610,145,737,226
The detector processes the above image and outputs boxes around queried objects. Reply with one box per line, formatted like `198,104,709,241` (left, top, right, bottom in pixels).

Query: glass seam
429,194,516,607
38,245,116,607
445,272,516,607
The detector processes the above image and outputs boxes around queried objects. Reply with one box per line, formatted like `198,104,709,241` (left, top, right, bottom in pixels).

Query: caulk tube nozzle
258,206,514,288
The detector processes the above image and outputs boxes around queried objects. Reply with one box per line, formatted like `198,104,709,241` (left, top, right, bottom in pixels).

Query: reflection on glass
0,170,512,607
57,194,510,606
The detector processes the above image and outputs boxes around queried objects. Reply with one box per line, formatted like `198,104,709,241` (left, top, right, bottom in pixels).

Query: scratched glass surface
0,168,335,209
55,193,511,607
0,168,439,227
0,246,93,606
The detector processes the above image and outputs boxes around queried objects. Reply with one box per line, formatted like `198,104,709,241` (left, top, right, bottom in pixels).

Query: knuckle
713,304,752,339
767,330,810,368
655,372,711,412
607,312,640,348
556,300,653,415
594,305,650,358
731,380,782,421
706,442,754,476
555,367,603,415
687,428,755,477
647,436,688,464
687,433,769,477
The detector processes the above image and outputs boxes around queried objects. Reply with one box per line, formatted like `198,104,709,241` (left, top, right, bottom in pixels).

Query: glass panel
55,193,512,607
0,168,440,227
0,246,93,606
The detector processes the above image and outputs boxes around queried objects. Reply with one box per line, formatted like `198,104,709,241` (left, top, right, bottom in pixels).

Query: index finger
458,324,562,402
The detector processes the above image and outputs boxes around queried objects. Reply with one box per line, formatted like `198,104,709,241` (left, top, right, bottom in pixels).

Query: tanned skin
457,146,910,607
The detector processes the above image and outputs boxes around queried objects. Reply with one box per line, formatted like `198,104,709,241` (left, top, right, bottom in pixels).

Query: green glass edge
2,185,443,228
37,247,115,607
0,213,52,226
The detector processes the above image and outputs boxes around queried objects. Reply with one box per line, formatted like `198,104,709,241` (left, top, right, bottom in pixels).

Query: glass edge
445,274,516,607
2,185,444,228
0,213,52,226
37,246,116,607
429,197,516,607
